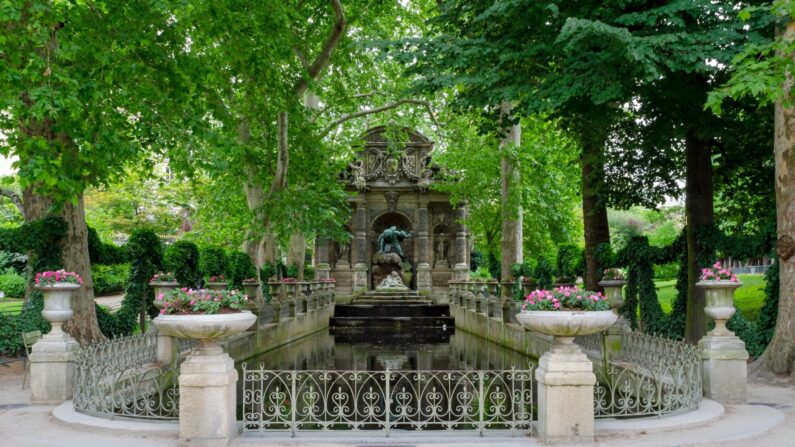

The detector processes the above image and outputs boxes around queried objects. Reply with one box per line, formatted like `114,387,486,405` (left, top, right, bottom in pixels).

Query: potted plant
34,270,83,336
153,288,256,349
598,268,627,313
516,286,616,341
242,277,260,299
205,274,227,291
150,272,179,309
696,262,741,336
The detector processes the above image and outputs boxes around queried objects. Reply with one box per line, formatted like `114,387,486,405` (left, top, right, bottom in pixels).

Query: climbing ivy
0,216,66,355
96,229,163,337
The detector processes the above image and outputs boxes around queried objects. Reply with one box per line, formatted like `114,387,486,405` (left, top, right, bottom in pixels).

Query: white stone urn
35,282,80,336
697,280,742,336
153,311,257,350
598,279,627,314
516,310,617,340
205,281,228,291
149,281,179,309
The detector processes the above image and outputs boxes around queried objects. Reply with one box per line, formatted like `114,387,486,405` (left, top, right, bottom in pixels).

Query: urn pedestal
697,280,748,404
599,279,630,357
30,283,81,404
517,310,617,445
154,312,257,447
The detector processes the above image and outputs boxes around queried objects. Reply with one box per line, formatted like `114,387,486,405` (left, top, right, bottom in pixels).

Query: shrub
471,266,492,281
260,262,277,283
284,263,300,279
199,246,228,279
87,227,129,265
653,262,679,280
0,271,26,298
93,263,130,295
164,240,200,288
533,258,554,290
227,252,256,289
304,265,315,280
556,244,583,279
0,251,26,275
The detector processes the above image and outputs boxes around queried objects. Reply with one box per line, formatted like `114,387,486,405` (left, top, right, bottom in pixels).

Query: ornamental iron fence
73,332,195,420
241,368,534,436
577,331,702,418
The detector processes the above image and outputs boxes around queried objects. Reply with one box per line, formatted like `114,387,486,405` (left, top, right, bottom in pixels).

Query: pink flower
553,302,561,309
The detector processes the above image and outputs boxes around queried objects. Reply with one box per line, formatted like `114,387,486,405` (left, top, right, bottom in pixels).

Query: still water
238,328,537,371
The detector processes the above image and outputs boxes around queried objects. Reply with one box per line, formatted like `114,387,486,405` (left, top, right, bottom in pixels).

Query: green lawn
654,274,766,321
0,298,24,316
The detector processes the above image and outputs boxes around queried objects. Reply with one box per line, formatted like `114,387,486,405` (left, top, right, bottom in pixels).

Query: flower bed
522,286,610,311
159,288,248,315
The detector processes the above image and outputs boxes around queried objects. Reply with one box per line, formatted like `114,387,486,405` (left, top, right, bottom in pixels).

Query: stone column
416,205,432,293
30,329,79,403
315,238,331,280
178,345,238,447
453,205,470,281
352,201,369,294
535,338,596,444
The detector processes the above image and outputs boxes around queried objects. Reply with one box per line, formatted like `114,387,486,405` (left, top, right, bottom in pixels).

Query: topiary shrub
0,271,26,298
260,262,277,283
199,246,228,279
164,240,200,288
304,265,315,280
533,258,554,290
227,252,256,289
92,263,130,295
556,244,583,280
97,230,162,338
87,227,129,265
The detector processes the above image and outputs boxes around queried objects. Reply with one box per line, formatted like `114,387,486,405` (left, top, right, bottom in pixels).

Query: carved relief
348,160,367,191
385,156,400,184
384,191,400,212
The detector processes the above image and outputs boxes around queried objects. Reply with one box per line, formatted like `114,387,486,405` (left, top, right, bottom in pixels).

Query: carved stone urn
697,280,742,336
598,279,627,315
205,281,228,291
516,310,617,340
150,281,180,310
35,282,81,337
153,311,257,350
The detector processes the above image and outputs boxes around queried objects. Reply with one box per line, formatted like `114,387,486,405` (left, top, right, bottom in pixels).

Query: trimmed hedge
93,263,130,295
0,271,26,298
227,252,255,289
164,240,200,288
199,246,228,279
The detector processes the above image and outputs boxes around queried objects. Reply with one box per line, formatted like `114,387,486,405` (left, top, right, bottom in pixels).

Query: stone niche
317,126,470,296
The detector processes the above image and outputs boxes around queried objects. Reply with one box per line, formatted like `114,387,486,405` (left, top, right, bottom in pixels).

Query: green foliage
556,244,583,280
303,265,315,280
199,246,228,279
486,253,501,281
0,271,26,298
653,263,680,281
227,252,256,289
87,227,129,265
0,216,64,354
97,230,162,338
471,266,492,281
92,264,130,295
284,264,300,279
470,249,484,272
533,258,555,290
0,251,26,275
260,262,277,283
164,241,200,288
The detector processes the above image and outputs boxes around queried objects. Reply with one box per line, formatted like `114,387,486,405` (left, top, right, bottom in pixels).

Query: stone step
329,316,455,329
334,304,450,318
352,299,431,305
330,326,454,344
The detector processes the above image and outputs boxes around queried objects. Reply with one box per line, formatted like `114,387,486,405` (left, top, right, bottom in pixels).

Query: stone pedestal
29,331,79,403
157,334,178,366
178,346,238,447
352,263,368,294
416,262,431,293
534,338,596,445
453,263,469,281
315,262,331,280
699,335,748,404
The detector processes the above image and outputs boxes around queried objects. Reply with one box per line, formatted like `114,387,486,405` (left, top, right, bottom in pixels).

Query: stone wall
450,302,551,359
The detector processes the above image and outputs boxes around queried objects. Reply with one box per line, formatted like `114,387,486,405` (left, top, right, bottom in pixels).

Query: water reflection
238,328,536,371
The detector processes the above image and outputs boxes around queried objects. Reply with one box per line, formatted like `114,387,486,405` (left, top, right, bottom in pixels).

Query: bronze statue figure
377,226,412,259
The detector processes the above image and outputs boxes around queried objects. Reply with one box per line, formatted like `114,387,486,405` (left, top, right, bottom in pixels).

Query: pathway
0,360,792,447
94,293,124,312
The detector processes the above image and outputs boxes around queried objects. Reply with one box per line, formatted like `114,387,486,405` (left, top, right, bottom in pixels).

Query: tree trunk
287,233,306,280
61,194,104,344
755,20,795,376
22,187,54,301
581,129,611,291
684,130,714,344
499,102,523,282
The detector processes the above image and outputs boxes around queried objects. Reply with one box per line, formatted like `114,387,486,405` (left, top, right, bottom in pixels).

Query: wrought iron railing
241,368,534,435
73,332,194,420
577,331,702,418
